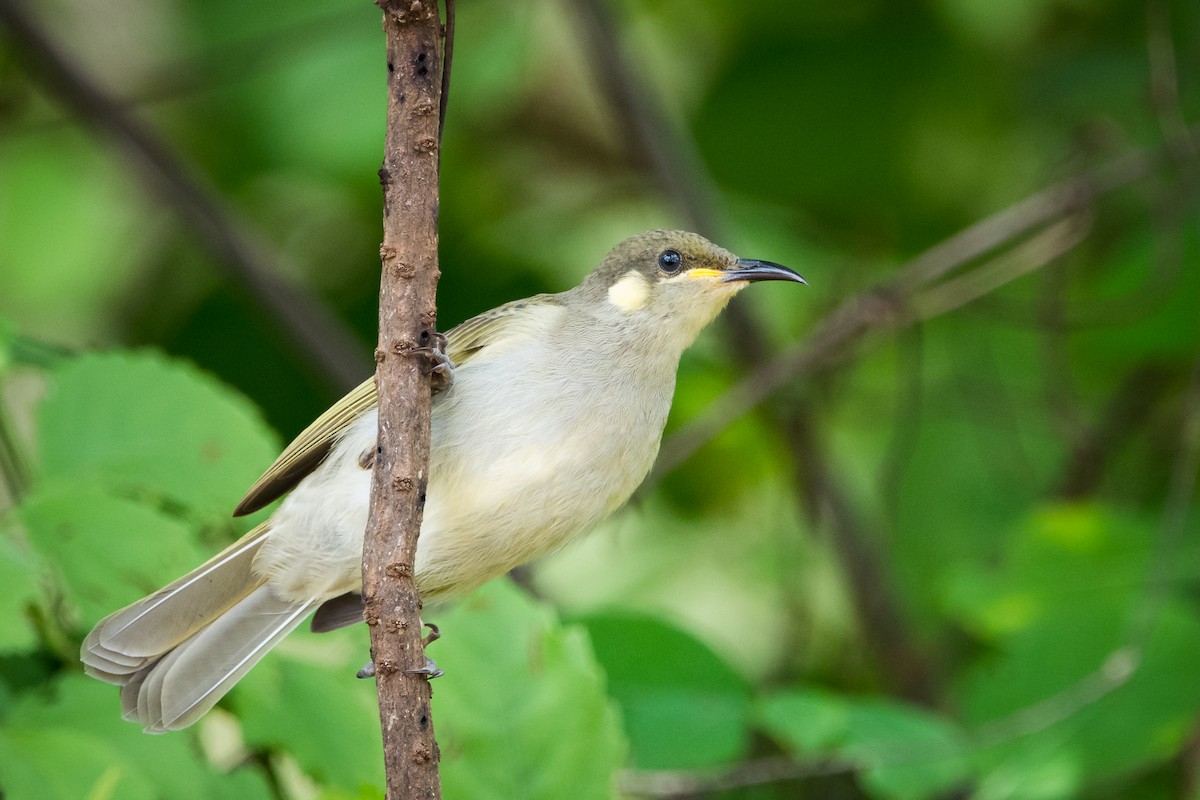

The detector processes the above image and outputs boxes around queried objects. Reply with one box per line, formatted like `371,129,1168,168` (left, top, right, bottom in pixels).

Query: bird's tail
81,522,319,732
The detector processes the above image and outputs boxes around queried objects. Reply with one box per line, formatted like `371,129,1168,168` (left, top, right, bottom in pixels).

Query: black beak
725,258,807,285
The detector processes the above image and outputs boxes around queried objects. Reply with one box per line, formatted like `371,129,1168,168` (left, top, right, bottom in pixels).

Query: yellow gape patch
607,270,650,312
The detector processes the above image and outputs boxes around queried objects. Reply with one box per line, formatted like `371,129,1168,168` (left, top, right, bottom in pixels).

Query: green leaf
573,611,752,770
960,598,1200,786
36,351,280,520
434,581,626,800
759,690,972,800
972,747,1084,800
0,135,150,347
0,674,271,800
942,504,1183,641
0,533,41,652
840,701,972,800
233,628,385,793
757,688,851,756
0,726,156,800
18,483,208,625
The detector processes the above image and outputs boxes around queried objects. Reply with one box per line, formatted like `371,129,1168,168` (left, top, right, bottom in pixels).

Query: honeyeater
81,229,805,732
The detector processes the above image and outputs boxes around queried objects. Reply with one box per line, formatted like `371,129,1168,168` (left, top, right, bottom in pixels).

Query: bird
81,229,806,732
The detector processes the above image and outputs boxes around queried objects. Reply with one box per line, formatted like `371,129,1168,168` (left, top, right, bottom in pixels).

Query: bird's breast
414,345,675,596
255,331,679,603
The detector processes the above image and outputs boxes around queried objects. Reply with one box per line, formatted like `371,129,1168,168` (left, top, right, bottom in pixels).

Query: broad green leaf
0,674,271,800
759,690,972,800
233,629,384,794
434,581,626,800
18,483,208,625
0,727,156,800
972,747,1084,800
960,598,1200,786
0,134,149,347
757,688,851,756
840,701,972,800
0,534,40,651
37,351,280,520
942,504,1189,641
574,611,752,770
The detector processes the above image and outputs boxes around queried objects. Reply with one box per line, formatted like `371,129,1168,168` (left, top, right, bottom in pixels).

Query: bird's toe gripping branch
356,623,444,680
418,331,455,394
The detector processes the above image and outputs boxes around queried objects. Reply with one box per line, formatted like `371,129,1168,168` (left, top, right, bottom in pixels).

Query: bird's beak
724,258,807,285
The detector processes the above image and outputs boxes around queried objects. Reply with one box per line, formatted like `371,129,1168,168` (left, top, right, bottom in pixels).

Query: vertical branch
362,1,444,798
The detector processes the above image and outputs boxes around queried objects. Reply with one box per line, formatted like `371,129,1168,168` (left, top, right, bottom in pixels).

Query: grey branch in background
0,0,370,393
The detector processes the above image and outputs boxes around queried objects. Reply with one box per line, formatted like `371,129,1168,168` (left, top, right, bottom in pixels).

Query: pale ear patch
607,270,650,312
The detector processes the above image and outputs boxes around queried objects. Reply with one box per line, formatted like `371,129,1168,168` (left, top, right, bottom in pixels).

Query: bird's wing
232,293,561,516
233,377,377,516
442,293,558,365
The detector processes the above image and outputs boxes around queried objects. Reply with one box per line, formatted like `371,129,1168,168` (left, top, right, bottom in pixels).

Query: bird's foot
355,623,444,680
417,332,454,393
406,656,445,679
355,656,444,680
408,623,444,678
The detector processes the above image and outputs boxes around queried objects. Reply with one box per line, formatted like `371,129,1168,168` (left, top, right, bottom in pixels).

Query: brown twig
361,1,445,797
0,0,368,393
1146,0,1197,164
654,128,1199,477
785,406,937,702
1054,362,1176,500
1129,341,1200,646
960,22,1200,775
877,324,925,528
652,221,1084,482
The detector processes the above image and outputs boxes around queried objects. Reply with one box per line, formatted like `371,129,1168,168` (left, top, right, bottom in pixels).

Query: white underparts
607,270,650,313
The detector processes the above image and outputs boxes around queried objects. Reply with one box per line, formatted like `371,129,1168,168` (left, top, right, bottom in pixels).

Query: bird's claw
417,332,454,393
355,623,444,680
406,656,444,679
354,656,443,680
407,624,444,677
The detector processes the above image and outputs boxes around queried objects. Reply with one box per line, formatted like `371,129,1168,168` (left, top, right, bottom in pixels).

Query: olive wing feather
231,294,558,516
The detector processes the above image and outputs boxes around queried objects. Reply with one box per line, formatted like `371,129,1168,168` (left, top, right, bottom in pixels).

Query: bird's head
575,229,805,346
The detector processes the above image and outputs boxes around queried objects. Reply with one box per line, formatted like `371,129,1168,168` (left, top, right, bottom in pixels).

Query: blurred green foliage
2,0,1200,797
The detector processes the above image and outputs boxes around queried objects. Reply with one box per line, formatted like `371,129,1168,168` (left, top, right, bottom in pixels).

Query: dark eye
657,249,683,274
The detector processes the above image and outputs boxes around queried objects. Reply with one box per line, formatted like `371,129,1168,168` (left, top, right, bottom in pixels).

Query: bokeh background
2,0,1200,797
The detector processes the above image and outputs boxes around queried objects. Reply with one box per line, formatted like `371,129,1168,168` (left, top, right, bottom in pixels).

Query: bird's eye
657,249,683,274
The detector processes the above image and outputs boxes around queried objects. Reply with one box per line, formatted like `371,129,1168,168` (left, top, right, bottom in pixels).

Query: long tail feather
82,523,273,681
129,587,317,732
80,522,319,732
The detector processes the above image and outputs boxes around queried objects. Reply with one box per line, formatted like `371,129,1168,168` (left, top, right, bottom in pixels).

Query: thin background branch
653,127,1199,478
569,0,936,703
0,0,369,393
573,0,1200,793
